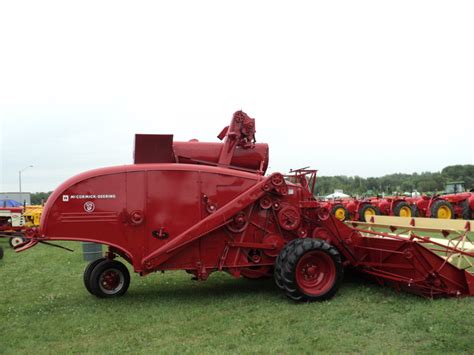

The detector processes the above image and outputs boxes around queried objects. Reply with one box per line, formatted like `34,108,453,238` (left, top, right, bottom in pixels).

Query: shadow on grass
117,270,420,306
127,277,282,304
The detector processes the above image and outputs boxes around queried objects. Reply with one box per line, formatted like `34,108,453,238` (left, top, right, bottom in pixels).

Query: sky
0,0,473,193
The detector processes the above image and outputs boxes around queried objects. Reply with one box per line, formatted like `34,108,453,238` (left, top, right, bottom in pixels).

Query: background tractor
411,182,474,220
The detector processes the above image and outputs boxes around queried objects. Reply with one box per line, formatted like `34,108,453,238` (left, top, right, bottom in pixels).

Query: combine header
17,111,474,301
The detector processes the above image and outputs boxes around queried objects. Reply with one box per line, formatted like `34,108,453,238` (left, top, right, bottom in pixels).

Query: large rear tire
393,202,412,217
274,239,300,290
278,238,343,302
430,200,455,219
0,246,3,259
359,204,381,222
89,260,130,298
462,200,473,220
331,204,349,221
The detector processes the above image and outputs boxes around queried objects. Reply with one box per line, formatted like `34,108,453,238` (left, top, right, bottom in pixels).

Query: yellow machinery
22,205,43,227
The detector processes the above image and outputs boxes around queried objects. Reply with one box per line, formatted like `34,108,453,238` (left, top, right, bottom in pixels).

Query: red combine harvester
17,111,474,300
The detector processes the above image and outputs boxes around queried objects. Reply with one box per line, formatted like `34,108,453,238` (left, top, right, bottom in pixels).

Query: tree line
313,164,473,197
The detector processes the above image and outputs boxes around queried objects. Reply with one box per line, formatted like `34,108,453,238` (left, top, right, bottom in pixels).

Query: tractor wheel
83,257,106,295
279,238,343,302
430,200,455,219
411,205,419,217
331,204,349,222
0,246,3,259
359,205,381,222
462,200,473,220
9,235,25,248
393,202,412,217
89,259,130,298
274,239,300,290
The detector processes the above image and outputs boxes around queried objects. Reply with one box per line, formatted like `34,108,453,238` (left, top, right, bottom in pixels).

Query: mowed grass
1,239,474,354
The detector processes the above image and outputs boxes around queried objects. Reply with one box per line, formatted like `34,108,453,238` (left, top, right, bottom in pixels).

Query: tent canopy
0,199,22,207
325,190,350,199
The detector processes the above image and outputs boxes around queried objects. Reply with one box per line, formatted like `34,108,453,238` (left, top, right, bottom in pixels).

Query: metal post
19,165,33,204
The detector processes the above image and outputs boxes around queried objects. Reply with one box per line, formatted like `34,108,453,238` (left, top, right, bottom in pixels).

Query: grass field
1,238,474,354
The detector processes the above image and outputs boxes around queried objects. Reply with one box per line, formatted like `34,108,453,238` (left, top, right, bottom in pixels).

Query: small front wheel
83,257,106,295
89,260,130,298
9,235,25,248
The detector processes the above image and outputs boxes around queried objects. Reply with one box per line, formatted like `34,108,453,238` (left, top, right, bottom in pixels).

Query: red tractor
370,196,416,218
440,182,474,220
412,182,474,220
340,197,381,222
324,198,381,222
321,198,351,222
16,111,474,301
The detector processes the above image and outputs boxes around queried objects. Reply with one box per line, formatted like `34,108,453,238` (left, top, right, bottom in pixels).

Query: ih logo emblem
84,201,95,213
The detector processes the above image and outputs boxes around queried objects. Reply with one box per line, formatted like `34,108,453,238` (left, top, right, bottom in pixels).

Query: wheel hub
399,206,411,217
100,269,123,292
437,206,451,219
296,251,336,296
334,208,345,221
305,265,317,278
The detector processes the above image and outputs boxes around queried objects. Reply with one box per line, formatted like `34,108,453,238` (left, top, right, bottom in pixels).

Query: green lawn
1,238,474,354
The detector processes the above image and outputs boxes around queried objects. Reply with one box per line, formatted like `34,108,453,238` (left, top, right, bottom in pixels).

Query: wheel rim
295,251,336,296
399,206,411,217
437,206,452,219
99,268,125,295
334,208,346,221
364,207,376,220
10,237,24,247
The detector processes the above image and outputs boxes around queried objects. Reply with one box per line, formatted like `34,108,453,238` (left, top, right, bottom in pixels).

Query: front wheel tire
83,257,106,295
331,204,349,221
430,200,454,219
393,202,412,217
88,260,130,298
9,235,25,248
359,204,381,222
277,238,343,302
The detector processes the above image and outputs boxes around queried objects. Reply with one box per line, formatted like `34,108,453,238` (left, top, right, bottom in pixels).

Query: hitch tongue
14,238,39,253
